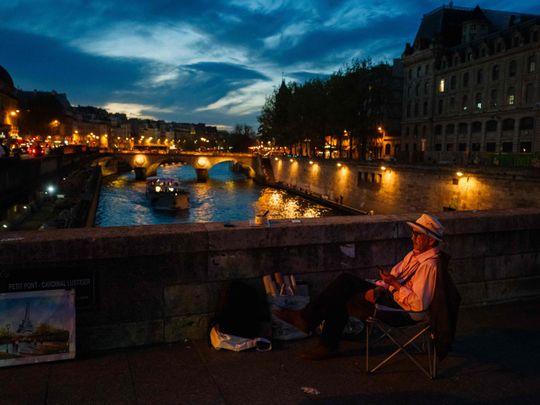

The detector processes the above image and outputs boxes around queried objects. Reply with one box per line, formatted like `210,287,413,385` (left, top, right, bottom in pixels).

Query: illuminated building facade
402,5,540,164
0,64,19,139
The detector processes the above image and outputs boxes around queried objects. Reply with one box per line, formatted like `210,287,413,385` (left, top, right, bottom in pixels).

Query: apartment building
402,4,540,164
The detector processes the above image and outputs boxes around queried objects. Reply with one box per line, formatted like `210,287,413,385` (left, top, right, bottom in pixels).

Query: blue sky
1,1,539,130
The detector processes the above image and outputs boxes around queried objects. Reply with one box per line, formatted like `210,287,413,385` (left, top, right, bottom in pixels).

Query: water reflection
95,162,338,227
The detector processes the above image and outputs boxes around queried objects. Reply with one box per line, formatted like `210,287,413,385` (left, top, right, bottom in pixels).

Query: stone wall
1,208,539,352
270,158,540,214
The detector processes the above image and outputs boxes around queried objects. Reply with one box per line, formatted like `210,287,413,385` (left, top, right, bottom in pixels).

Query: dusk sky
2,1,540,130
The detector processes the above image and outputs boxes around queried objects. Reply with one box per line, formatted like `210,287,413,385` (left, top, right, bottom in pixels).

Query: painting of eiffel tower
17,303,34,334
0,289,75,367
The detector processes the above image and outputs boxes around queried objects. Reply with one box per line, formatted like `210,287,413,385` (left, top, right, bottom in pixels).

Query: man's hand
379,269,401,291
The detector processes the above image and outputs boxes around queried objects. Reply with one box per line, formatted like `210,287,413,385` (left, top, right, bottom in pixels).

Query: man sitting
275,213,444,360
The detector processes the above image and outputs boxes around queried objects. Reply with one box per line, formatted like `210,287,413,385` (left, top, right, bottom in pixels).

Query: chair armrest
374,304,429,322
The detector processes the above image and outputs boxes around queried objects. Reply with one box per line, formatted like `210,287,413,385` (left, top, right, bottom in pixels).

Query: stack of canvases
264,272,311,341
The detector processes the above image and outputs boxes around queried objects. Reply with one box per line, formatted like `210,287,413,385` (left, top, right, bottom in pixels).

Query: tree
228,124,257,152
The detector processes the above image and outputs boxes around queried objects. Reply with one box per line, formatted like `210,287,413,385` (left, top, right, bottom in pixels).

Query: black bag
211,280,270,339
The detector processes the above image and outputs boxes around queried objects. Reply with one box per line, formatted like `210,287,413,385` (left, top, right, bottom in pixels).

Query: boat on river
145,177,189,210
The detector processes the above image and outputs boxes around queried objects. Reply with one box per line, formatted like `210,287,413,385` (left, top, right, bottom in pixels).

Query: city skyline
2,0,540,130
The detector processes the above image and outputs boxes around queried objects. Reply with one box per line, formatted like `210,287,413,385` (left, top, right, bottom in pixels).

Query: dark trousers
300,273,411,348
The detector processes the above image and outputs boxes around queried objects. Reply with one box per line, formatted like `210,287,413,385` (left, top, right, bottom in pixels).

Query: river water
94,162,341,227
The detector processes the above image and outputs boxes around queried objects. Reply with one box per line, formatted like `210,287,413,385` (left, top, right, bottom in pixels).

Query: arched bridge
96,151,261,181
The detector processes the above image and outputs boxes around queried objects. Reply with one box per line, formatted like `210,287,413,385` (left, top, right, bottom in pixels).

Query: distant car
28,143,44,157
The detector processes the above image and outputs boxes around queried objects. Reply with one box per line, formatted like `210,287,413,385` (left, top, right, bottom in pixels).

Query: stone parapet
1,208,539,351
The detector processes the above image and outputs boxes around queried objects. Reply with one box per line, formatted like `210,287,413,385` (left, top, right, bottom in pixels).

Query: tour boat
146,177,189,210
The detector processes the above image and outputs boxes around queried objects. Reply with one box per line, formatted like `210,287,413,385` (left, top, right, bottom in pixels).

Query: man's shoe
300,344,339,361
273,309,310,334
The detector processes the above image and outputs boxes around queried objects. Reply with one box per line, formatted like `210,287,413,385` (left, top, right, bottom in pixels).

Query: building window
408,69,412,79
413,125,418,136
445,124,455,134
528,55,536,73
463,72,469,87
477,69,483,84
438,100,443,114
458,123,468,135
450,75,456,90
502,142,513,152
415,83,420,96
475,92,482,109
507,87,515,105
425,64,430,74
446,143,454,151
490,89,498,108
435,125,442,135
486,142,496,152
526,83,534,104
385,144,391,155
480,47,486,57
509,60,517,77
520,142,532,153
414,103,419,117
449,97,455,110
413,143,417,151
496,42,502,53
462,95,468,111
520,117,534,130
435,143,442,151
406,103,411,118
472,143,481,151
424,81,429,94
502,118,515,131
439,79,445,93
471,121,482,133
405,127,410,137
417,66,421,78
492,65,499,81
458,143,467,151
486,120,498,132
423,101,428,115
513,36,520,47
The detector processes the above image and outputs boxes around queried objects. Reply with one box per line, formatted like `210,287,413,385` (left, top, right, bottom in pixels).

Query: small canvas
0,289,75,367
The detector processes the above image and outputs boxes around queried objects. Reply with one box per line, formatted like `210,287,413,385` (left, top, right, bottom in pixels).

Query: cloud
101,102,173,120
196,81,274,116
2,0,540,130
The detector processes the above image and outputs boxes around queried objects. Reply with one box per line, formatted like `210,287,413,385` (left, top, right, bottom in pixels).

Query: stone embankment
1,208,538,352
0,152,101,230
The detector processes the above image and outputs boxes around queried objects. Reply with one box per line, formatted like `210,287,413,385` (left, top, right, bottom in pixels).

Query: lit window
439,79,445,93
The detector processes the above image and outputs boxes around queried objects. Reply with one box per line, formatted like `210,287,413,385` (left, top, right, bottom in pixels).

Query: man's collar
412,246,440,263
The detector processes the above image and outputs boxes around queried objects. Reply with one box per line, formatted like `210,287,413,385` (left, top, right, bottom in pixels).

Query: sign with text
1,268,95,309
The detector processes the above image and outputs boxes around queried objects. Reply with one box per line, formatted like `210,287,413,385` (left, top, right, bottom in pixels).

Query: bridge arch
102,152,259,182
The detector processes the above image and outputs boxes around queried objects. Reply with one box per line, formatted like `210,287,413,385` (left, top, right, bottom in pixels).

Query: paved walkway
2,299,540,404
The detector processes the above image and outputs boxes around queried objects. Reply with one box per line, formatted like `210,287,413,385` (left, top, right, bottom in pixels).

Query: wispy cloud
196,81,274,116
102,102,173,120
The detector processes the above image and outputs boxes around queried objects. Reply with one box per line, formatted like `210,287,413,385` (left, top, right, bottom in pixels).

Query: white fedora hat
406,213,444,241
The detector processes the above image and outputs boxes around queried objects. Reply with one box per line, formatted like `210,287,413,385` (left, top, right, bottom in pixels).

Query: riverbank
0,164,101,231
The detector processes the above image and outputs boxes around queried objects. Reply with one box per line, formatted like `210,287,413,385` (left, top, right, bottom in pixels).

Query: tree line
256,59,397,159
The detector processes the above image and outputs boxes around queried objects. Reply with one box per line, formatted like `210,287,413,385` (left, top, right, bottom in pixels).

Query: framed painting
0,289,75,367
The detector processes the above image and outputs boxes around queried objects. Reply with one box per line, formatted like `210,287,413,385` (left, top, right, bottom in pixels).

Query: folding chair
365,304,437,379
